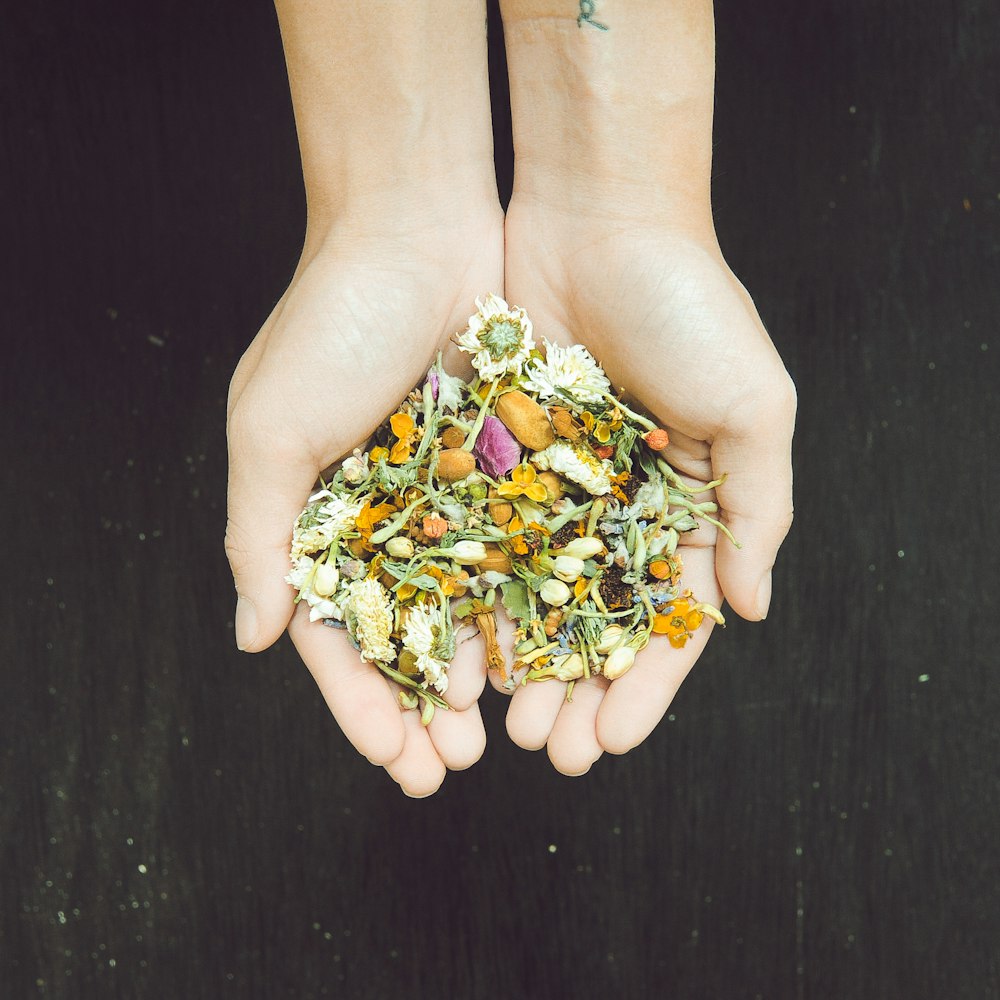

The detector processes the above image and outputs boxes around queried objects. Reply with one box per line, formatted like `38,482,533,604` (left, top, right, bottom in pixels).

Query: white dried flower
540,578,572,607
548,653,585,682
341,449,369,484
401,604,450,694
346,578,396,663
385,536,415,559
595,624,625,654
312,562,339,597
531,442,613,496
553,555,585,583
455,294,534,381
523,338,611,404
603,646,637,680
290,495,363,560
559,536,605,560
286,555,344,623
440,540,487,564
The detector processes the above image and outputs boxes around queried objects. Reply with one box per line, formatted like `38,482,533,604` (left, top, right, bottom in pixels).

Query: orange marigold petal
390,412,415,437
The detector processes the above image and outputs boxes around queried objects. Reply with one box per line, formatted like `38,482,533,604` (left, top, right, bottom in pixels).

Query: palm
499,203,795,772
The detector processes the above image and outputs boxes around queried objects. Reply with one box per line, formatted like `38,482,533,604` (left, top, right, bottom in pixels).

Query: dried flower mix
286,295,728,722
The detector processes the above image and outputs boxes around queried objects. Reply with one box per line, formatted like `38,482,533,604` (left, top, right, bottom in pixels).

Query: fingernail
235,595,257,651
754,571,772,620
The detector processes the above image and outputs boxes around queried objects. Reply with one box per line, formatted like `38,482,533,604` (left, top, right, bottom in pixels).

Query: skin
495,0,796,773
225,1,502,797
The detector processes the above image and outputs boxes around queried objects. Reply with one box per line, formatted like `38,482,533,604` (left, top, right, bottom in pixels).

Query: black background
2,1,998,997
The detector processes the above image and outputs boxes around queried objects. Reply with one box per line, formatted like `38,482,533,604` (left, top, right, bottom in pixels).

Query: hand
226,206,504,795
496,203,796,773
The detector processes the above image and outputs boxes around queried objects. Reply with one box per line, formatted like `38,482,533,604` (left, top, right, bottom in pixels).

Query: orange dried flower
652,598,705,648
422,513,448,539
642,428,670,451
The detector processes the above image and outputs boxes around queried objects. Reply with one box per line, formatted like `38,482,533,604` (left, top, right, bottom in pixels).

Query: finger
712,378,796,620
442,623,486,712
505,677,568,751
384,708,448,798
596,546,722,754
288,604,406,765
546,676,609,776
486,611,520,696
425,701,487,771
226,388,318,652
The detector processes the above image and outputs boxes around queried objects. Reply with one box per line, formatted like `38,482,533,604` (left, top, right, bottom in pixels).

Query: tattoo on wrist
578,1,608,31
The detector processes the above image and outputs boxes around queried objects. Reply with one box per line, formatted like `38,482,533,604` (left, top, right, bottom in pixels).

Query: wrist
500,2,716,229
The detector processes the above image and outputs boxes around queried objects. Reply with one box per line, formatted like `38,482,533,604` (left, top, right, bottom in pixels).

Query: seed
437,448,477,482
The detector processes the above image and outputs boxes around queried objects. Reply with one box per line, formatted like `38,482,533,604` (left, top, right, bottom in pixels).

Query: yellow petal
524,483,548,503
390,412,415,438
388,441,412,464
497,482,523,499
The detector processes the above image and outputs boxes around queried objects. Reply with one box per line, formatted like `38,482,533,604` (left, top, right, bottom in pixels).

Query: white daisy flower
290,496,363,560
401,604,450,694
286,555,346,623
522,338,611,405
346,578,396,663
455,294,534,381
531,442,613,496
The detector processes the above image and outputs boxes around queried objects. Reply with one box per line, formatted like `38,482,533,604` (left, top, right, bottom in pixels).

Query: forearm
275,0,497,233
498,0,715,231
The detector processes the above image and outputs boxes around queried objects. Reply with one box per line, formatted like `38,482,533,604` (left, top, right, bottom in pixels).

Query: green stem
462,379,500,452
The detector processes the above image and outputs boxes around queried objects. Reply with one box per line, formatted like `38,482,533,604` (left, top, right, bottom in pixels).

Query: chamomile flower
346,578,396,663
455,294,534,380
531,441,613,496
522,339,611,405
290,495,363,560
402,604,451,694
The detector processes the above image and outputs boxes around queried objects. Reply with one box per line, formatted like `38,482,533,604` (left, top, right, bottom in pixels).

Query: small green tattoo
578,1,608,31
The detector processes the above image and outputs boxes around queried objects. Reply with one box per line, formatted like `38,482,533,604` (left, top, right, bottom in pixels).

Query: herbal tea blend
287,295,727,721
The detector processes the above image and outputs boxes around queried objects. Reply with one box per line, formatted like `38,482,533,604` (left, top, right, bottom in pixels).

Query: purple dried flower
428,371,440,400
474,416,521,479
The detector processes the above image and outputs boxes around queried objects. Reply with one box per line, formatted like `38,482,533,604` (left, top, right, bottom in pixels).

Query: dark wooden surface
3,1,998,997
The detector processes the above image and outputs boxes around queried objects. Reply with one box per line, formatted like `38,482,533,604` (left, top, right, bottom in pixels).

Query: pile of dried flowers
287,295,727,722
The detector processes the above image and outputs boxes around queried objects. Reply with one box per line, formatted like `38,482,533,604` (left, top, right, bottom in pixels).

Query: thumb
226,402,318,652
711,378,796,621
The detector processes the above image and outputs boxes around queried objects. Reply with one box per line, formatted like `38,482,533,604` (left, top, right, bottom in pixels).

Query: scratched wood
2,0,998,997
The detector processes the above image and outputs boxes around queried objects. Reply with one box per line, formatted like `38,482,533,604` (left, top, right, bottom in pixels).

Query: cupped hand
226,207,503,795
497,203,796,772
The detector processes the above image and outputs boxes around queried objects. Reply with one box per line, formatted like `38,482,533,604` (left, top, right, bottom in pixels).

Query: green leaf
500,580,531,623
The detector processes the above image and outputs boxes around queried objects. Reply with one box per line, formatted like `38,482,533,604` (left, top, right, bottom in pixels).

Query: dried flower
652,598,705,649
540,578,572,607
345,578,396,662
440,540,488,564
494,390,555,451
472,415,521,478
532,442,613,496
389,412,419,464
522,338,611,404
385,536,415,559
455,294,534,380
602,646,637,680
558,536,605,560
553,555,585,583
341,449,369,484
401,603,450,694
497,463,548,503
422,513,448,539
642,428,670,451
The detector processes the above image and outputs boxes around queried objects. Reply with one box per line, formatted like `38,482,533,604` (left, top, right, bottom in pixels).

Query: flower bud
602,646,637,680
559,536,605,560
341,455,367,484
539,578,572,607
595,624,625,654
550,653,585,682
312,562,339,597
385,536,415,559
442,541,487,564
552,555,585,583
